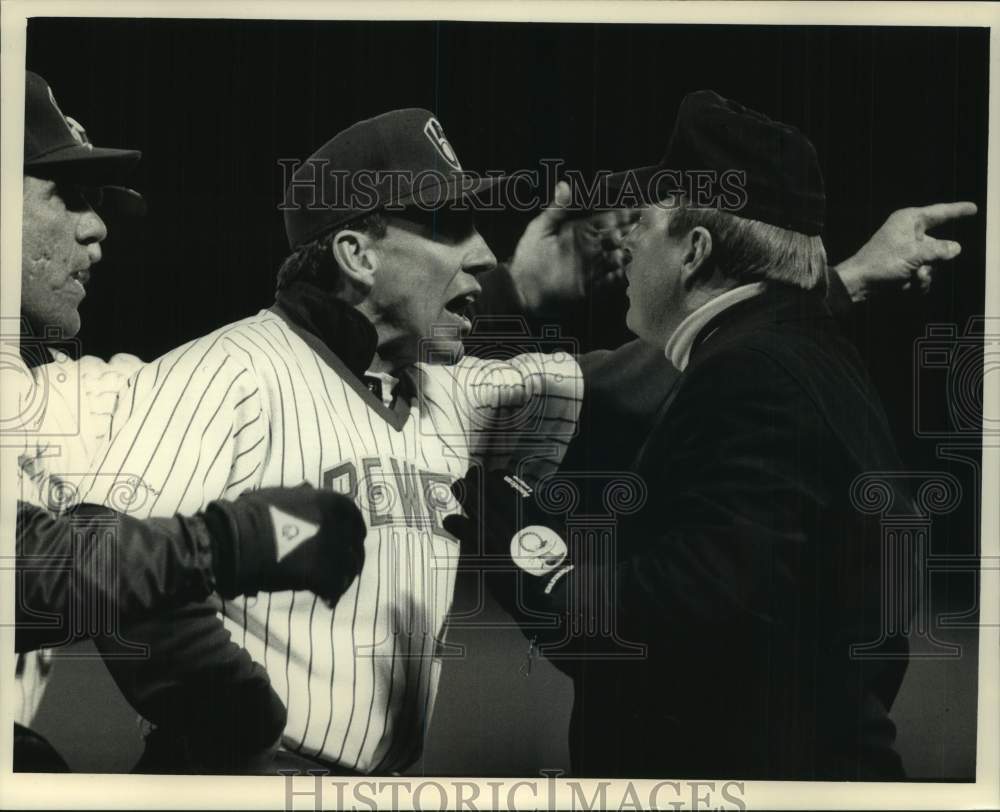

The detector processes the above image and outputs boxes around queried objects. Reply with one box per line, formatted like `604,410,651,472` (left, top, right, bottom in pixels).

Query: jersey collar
273,280,378,379
271,283,413,431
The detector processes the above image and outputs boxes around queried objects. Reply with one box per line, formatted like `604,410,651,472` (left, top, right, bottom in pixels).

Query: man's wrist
831,258,869,303
507,259,544,313
194,507,238,598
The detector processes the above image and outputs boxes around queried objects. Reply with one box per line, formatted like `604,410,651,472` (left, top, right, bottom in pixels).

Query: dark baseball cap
24,71,141,186
284,108,506,250
603,90,825,236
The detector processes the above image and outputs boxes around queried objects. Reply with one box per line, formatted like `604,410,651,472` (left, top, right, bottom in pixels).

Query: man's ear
680,226,713,290
331,229,378,301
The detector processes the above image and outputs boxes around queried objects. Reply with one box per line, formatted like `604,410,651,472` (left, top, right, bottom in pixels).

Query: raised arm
833,202,978,301
485,188,977,319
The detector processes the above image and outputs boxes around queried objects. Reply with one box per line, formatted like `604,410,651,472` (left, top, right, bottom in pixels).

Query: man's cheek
22,258,49,291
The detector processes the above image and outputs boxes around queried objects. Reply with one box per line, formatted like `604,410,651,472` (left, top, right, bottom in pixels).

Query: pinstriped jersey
79,307,582,772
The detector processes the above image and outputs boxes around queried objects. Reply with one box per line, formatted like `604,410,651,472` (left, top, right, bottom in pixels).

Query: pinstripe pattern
80,309,582,772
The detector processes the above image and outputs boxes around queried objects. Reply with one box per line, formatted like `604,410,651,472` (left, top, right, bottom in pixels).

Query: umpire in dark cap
448,90,914,779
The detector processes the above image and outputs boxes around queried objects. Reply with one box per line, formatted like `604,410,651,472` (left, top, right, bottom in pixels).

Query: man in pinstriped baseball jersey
78,109,583,773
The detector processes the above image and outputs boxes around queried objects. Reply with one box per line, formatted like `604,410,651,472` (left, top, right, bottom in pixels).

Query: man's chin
624,307,640,337
417,337,465,365
25,311,81,341
626,310,664,348
63,314,82,339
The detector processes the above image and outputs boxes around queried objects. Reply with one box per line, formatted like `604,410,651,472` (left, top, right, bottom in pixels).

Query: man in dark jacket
449,90,926,779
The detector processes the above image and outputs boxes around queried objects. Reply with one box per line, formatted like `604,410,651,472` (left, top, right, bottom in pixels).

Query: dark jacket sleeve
93,598,286,772
561,340,681,472
825,265,854,318
15,500,216,653
15,499,286,770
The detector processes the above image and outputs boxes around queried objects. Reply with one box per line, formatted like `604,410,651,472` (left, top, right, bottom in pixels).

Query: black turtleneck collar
272,280,378,380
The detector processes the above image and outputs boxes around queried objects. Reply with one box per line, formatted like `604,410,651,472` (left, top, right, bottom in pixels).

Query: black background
24,18,988,777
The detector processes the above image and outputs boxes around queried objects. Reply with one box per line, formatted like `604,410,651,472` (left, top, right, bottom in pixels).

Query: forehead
22,175,66,217
385,205,477,243
641,199,674,228
23,174,101,214
23,174,57,195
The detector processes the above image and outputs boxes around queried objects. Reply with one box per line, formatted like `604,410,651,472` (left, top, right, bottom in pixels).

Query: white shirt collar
664,282,767,371
365,369,399,407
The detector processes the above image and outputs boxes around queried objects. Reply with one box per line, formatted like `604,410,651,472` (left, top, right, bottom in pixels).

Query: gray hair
665,196,827,291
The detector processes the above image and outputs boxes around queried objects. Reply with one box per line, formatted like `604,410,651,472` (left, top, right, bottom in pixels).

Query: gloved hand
202,484,366,606
444,467,572,592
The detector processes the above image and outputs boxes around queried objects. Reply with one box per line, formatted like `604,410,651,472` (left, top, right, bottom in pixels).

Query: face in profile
622,199,689,347
21,175,107,338
367,206,497,365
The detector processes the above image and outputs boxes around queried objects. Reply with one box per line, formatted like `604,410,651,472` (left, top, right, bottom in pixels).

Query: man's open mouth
70,267,91,287
443,293,477,331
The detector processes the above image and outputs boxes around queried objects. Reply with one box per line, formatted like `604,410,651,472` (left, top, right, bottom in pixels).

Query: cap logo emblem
423,117,462,171
46,86,65,118
45,87,93,150
65,116,94,150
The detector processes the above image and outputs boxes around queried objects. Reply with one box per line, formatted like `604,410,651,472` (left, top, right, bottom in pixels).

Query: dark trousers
13,723,70,772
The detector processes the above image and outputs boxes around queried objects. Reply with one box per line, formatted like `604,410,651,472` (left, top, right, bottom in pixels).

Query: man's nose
77,206,108,246
462,230,498,275
620,228,636,262
77,207,107,264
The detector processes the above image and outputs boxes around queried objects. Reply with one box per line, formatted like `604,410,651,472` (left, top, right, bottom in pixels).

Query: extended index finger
918,201,978,231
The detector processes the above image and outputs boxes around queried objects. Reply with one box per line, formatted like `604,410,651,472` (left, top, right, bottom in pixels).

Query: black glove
444,467,573,592
201,484,366,605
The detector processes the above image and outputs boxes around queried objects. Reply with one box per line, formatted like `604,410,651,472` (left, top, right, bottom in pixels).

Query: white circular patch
510,525,567,576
